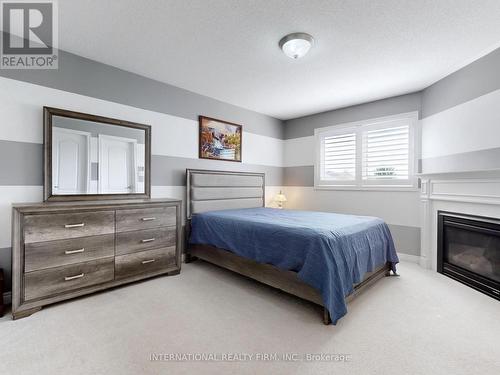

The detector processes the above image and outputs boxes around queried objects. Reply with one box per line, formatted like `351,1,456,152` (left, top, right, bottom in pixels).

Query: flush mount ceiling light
279,32,314,59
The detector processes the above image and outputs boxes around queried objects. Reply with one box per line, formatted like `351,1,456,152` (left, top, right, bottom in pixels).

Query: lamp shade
274,191,287,203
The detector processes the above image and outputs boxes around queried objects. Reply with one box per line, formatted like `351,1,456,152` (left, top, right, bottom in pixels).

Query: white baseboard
3,291,11,305
397,253,421,264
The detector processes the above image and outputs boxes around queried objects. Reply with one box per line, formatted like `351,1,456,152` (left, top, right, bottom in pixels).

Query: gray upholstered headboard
186,169,265,219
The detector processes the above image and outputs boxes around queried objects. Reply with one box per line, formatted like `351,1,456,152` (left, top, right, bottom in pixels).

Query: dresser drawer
115,246,177,280
25,234,115,272
116,226,176,256
24,257,114,301
116,206,176,232
24,211,115,243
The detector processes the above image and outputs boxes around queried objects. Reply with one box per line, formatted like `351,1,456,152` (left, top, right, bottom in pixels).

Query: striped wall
421,48,500,174
0,49,286,292
0,33,284,140
282,93,423,257
1,40,499,293
281,46,500,260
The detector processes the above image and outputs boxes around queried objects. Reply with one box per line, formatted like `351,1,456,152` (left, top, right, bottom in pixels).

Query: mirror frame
43,107,152,202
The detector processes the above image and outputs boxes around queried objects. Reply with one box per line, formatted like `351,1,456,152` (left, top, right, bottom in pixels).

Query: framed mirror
43,107,151,201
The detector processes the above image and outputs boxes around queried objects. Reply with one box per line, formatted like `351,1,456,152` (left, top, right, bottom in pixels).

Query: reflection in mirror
52,116,146,195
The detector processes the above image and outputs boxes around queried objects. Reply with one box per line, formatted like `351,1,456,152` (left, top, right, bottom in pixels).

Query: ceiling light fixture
279,32,314,59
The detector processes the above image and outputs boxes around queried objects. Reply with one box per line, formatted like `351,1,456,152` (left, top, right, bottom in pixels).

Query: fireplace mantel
418,170,500,270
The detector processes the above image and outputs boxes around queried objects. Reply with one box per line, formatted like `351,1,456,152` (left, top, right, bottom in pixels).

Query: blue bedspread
189,207,398,324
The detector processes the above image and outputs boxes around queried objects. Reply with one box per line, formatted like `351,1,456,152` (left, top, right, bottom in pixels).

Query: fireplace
437,211,500,300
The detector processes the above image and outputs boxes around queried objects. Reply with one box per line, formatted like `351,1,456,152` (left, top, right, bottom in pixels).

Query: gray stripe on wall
284,166,314,186
0,140,284,186
284,92,422,139
388,224,421,256
421,147,500,175
0,32,284,140
152,155,283,186
0,140,43,185
422,47,500,118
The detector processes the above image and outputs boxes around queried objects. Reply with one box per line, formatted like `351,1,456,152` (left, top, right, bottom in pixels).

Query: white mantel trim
428,179,500,205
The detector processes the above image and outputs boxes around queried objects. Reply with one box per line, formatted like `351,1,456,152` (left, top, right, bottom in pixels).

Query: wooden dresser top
12,198,181,212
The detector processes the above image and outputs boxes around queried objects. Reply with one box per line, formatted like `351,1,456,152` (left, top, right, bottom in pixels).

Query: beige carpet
1,261,499,375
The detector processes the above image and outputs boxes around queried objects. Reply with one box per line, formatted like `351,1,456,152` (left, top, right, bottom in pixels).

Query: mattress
189,207,399,324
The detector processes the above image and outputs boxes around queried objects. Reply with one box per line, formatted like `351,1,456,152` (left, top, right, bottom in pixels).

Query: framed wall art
199,116,242,162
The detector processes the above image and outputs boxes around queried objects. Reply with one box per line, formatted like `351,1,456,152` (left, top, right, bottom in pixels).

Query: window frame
314,111,419,191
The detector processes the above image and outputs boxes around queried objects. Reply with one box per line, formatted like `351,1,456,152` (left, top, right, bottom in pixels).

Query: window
315,112,418,190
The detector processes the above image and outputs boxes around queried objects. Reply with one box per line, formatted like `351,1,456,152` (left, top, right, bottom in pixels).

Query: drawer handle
141,259,156,264
65,248,85,255
141,238,156,243
64,223,85,228
141,217,156,221
64,273,84,281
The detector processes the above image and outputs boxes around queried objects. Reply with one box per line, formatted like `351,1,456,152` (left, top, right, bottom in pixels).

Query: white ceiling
57,0,500,120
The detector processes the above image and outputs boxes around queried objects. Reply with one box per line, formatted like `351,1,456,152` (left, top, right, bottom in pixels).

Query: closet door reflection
98,135,138,194
52,128,90,194
50,114,146,196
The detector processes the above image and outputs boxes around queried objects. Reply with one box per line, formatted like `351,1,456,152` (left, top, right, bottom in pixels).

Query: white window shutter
315,112,416,190
321,132,356,181
362,125,409,180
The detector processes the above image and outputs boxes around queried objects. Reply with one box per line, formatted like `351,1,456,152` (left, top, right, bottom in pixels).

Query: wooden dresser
11,199,182,319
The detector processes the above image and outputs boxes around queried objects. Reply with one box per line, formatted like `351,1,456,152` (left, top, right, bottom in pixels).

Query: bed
185,169,399,324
